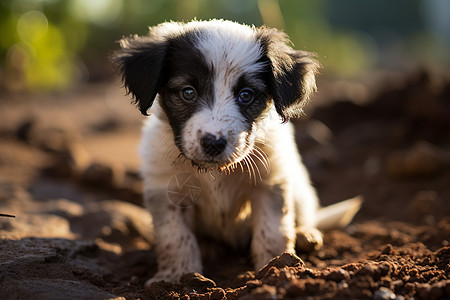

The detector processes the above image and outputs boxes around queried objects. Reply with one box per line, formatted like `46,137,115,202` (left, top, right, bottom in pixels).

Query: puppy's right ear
113,35,167,116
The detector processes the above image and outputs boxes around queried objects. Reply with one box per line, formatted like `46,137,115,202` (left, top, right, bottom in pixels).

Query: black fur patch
114,30,215,150
159,31,215,149
113,36,168,115
255,27,320,122
233,74,271,127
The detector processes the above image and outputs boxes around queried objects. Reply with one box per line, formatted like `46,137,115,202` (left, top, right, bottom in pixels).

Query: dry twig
0,213,15,218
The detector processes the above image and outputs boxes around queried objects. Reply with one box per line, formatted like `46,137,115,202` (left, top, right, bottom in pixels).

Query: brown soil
0,69,449,299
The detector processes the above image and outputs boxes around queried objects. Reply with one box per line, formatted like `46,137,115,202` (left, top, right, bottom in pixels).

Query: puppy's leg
292,170,323,253
250,186,296,270
144,190,202,286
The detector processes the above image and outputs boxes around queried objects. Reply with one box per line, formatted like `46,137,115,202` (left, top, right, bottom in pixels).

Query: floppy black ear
257,27,320,122
113,35,167,116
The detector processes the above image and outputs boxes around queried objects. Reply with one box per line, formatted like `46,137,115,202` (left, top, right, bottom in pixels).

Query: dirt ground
0,69,449,299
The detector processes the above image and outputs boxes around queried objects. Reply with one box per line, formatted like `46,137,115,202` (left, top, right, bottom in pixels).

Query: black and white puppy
114,19,360,285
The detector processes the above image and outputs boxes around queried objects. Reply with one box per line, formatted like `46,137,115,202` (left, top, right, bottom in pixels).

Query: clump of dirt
0,69,449,299
142,246,450,300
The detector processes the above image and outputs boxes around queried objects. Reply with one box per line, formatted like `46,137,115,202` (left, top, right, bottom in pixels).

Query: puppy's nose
201,133,227,157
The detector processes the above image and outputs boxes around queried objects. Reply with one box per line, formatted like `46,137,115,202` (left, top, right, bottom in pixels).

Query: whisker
246,156,258,185
255,138,274,151
242,156,252,182
227,157,237,173
252,146,270,174
232,153,245,173
239,160,245,173
248,154,262,183
252,150,270,174
253,144,269,158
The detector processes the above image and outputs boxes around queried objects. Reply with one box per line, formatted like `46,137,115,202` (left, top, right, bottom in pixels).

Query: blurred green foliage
0,0,448,92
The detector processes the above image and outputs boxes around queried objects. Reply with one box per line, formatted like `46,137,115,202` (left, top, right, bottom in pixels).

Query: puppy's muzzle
201,133,227,157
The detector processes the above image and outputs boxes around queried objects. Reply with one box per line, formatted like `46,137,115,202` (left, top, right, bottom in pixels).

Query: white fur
141,105,320,285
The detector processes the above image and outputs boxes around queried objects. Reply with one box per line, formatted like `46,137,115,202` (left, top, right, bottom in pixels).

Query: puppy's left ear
113,35,167,116
257,28,320,122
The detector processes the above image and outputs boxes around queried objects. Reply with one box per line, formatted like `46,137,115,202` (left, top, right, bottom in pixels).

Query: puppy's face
114,20,319,171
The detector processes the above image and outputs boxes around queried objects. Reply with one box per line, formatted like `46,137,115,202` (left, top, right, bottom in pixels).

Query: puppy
114,19,360,285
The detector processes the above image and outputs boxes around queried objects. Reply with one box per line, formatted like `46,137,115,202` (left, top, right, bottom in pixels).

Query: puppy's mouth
190,160,230,173
184,143,270,180
189,157,241,173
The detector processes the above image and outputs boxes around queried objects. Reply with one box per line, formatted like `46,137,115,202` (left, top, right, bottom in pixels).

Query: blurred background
0,2,449,298
1,0,449,92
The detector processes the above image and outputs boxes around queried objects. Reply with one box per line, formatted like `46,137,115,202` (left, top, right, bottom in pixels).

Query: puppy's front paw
296,227,323,253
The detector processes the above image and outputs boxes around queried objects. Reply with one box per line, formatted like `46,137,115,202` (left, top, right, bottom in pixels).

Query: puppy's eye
181,87,196,101
238,89,255,104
